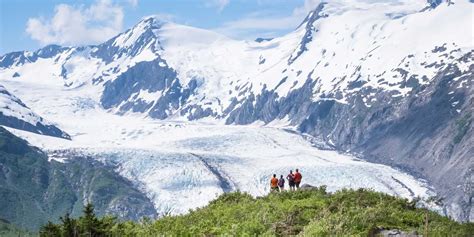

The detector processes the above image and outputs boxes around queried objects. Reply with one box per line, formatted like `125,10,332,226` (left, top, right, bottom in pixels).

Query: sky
0,0,323,54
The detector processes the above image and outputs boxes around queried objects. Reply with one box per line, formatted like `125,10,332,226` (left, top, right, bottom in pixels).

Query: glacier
6,122,439,217
0,74,438,216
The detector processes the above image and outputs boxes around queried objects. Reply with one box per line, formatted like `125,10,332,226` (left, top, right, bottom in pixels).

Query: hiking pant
289,182,295,190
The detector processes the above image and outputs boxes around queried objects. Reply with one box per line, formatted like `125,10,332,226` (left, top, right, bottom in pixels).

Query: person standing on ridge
278,175,285,191
270,174,279,192
294,168,302,190
287,170,295,191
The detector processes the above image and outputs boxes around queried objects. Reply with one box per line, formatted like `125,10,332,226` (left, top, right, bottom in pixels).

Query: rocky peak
92,16,165,63
289,2,328,64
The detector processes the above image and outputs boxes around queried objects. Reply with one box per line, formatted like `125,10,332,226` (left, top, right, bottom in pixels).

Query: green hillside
40,187,473,236
0,126,156,231
0,219,36,237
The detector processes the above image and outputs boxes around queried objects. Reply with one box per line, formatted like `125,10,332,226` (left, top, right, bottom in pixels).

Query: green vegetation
41,187,474,236
0,126,156,231
39,204,119,237
0,219,36,237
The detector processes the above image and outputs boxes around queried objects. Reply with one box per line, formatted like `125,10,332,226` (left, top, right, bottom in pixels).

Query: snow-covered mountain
1,0,470,121
0,84,69,139
0,0,472,222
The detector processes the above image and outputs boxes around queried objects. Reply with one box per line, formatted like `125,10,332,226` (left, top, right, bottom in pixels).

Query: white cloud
204,0,230,12
128,0,139,7
26,0,124,46
214,13,302,39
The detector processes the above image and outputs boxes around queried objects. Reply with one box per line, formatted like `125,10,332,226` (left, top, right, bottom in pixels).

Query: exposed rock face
299,184,318,190
289,2,328,64
305,53,473,222
223,51,474,221
0,85,70,139
369,227,420,237
0,127,156,230
0,114,69,139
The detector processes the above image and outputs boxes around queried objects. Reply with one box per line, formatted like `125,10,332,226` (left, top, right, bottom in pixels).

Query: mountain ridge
0,85,70,139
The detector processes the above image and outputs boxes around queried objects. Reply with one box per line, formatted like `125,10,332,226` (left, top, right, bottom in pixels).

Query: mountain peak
137,15,169,29
289,2,328,64
296,2,328,30
108,15,167,49
91,16,166,62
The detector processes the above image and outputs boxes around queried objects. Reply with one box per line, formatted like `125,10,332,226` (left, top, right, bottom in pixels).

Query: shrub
39,188,474,236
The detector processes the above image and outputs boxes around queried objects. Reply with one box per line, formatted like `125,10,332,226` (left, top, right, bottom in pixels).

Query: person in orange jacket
294,168,302,189
270,174,279,192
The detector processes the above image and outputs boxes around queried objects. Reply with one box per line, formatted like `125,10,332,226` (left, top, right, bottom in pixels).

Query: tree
60,212,78,237
79,203,100,237
39,202,121,237
39,221,60,237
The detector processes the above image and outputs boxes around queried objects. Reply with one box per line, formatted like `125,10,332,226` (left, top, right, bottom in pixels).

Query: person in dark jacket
278,175,285,191
287,170,295,191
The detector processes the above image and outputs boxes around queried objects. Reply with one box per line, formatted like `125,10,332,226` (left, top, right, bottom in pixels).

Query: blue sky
0,0,320,54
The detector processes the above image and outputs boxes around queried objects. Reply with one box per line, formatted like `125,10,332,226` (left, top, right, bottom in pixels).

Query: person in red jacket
294,168,302,189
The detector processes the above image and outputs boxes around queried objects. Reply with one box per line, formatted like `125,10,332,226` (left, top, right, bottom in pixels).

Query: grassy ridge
40,187,474,236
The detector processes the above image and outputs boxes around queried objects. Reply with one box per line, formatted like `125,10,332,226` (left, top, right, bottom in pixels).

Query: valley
1,76,438,219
